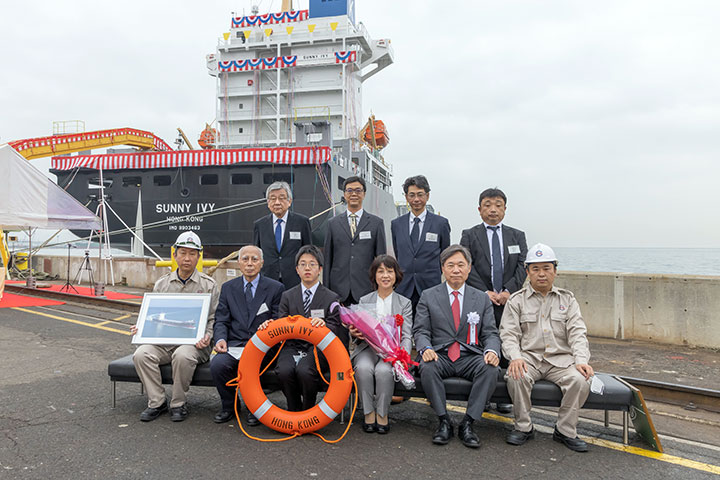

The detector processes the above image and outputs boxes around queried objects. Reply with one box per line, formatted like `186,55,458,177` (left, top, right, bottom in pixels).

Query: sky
1,1,719,248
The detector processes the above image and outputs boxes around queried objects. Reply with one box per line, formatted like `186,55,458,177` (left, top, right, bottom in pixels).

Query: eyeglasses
298,262,319,269
240,256,262,263
344,188,364,194
406,192,427,200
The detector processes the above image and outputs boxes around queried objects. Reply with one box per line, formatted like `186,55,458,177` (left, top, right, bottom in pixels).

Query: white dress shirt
409,209,427,243
483,222,505,290
346,208,363,229
301,281,320,305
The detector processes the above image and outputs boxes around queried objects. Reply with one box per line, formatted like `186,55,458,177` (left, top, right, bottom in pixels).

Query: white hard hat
525,243,558,264
174,232,203,250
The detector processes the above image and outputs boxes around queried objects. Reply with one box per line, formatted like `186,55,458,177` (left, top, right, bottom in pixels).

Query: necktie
275,218,283,252
489,226,503,293
349,213,357,237
245,282,254,314
303,289,312,317
410,217,420,249
448,291,461,362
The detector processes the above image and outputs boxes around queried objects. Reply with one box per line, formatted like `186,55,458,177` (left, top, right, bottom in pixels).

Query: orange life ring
237,315,353,435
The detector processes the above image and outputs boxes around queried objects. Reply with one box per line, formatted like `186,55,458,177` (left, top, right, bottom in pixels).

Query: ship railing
220,20,360,49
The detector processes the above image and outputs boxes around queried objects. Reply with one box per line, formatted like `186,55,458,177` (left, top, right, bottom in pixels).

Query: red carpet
0,292,65,308
6,281,142,300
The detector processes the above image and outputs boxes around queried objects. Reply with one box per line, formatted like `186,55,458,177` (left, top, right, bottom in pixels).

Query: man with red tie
413,244,501,449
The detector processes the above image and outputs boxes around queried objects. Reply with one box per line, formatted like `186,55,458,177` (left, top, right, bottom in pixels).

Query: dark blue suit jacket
391,211,451,299
213,275,284,347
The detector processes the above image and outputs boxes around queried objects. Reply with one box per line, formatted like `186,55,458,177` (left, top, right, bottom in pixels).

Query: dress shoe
169,404,189,422
214,410,234,424
375,422,390,434
495,403,513,414
506,428,534,446
432,418,453,445
553,427,588,452
140,402,167,422
246,412,260,427
458,421,480,449
362,421,377,433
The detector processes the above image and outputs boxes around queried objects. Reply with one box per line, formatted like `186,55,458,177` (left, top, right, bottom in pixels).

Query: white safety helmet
174,232,203,251
525,243,558,265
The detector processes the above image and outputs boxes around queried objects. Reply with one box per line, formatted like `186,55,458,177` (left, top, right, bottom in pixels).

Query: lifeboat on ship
360,114,389,150
198,123,218,149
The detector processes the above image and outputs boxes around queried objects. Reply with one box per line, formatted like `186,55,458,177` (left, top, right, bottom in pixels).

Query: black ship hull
51,161,396,258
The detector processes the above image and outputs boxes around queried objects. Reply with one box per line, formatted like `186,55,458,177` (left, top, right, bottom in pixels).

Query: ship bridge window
154,175,171,186
122,176,142,187
88,177,113,189
231,173,253,185
200,174,219,185
263,172,292,184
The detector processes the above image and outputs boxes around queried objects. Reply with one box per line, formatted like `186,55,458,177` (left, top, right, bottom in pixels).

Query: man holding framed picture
131,232,219,422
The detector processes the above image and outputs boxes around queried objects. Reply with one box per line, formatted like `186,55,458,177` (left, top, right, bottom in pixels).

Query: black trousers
419,352,499,421
210,346,277,412
276,342,329,411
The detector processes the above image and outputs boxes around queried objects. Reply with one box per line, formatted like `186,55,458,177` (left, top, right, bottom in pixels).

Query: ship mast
281,0,292,12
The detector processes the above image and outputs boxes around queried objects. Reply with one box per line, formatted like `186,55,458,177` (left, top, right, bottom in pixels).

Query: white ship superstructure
206,0,394,191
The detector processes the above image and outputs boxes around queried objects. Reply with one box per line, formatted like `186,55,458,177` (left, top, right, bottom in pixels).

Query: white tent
0,144,101,230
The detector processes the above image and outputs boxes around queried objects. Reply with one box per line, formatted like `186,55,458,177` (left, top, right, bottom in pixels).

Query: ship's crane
9,127,173,160
176,128,196,150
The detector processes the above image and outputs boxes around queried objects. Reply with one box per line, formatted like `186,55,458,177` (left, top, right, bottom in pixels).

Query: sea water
555,248,720,276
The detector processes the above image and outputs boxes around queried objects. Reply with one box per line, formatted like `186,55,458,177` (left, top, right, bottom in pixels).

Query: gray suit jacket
323,210,386,301
413,282,501,357
352,291,413,359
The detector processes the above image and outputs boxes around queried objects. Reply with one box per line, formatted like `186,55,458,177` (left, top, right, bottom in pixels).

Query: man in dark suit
253,181,312,289
210,245,285,424
324,176,386,305
259,245,347,411
391,175,450,312
413,244,501,449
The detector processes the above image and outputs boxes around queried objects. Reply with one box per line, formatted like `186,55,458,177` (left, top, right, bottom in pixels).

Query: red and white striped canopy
51,146,332,171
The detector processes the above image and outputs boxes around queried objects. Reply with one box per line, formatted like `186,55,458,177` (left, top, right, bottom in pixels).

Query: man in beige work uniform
132,232,219,422
500,243,594,452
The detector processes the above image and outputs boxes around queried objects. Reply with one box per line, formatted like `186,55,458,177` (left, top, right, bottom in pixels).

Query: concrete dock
1,290,720,479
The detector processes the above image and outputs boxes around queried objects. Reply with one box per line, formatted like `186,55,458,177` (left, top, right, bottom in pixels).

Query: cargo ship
47,0,396,257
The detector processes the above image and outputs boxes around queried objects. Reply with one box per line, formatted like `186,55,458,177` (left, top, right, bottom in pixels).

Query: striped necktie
303,289,312,317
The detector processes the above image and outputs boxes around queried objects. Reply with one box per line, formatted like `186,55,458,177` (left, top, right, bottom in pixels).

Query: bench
108,355,633,443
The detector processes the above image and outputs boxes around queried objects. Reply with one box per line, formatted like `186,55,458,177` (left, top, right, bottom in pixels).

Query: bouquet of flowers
339,304,417,389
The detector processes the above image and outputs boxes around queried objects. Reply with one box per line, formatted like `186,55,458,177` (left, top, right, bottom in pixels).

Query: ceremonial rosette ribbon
339,305,417,389
466,312,480,345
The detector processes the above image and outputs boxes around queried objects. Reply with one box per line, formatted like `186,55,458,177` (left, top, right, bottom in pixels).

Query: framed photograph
132,293,212,345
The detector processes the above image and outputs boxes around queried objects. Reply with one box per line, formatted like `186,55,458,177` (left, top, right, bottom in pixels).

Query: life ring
237,315,353,435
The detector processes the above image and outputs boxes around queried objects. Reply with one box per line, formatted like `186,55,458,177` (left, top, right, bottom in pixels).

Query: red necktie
449,291,461,362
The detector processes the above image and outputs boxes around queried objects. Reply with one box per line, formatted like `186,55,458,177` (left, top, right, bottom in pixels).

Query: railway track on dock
6,283,720,413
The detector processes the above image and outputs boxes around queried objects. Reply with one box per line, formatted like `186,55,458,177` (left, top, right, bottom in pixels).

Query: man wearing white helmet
131,232,219,422
499,243,594,452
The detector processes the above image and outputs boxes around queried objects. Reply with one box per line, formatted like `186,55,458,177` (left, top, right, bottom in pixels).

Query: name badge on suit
426,232,438,242
359,231,372,240
310,309,325,318
508,245,521,254
289,231,301,240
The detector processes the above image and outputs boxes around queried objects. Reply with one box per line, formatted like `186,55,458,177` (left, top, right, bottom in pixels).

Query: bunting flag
231,10,308,28
217,50,357,73
50,146,332,171
218,56,298,72
334,50,357,63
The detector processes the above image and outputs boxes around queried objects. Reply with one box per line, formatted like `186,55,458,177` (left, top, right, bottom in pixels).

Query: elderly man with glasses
323,176,387,305
253,181,312,290
209,245,285,425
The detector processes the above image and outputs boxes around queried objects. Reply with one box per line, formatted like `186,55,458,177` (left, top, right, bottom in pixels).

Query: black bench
108,355,633,443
